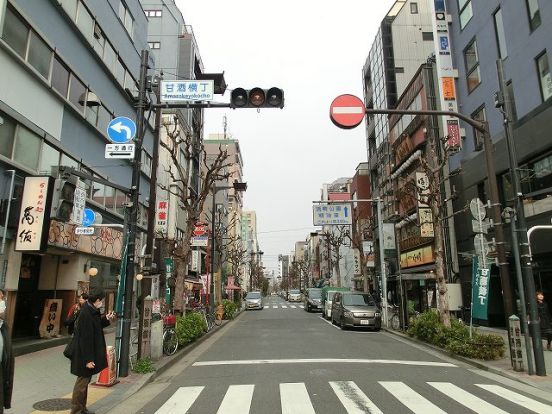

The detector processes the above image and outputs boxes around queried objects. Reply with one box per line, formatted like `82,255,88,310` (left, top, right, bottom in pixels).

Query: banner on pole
471,255,490,320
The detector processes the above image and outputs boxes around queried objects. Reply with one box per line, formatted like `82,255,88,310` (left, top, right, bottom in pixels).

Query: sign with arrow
312,203,352,226
105,143,135,159
107,116,136,144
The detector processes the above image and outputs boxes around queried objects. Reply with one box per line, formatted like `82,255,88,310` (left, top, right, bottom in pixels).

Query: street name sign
191,235,209,247
75,227,94,235
107,116,136,143
160,80,214,102
313,203,352,225
329,94,366,129
105,143,135,159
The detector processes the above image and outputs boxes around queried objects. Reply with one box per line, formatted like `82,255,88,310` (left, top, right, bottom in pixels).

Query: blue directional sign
107,116,136,144
312,203,353,226
82,208,96,227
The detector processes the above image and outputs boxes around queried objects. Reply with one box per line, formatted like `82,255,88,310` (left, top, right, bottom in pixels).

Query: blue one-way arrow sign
107,116,136,143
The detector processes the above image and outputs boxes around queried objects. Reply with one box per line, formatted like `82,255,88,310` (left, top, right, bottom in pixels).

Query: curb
383,327,549,391
97,311,243,412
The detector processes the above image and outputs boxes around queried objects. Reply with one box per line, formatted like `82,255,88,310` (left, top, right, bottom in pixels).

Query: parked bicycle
387,304,401,330
192,305,222,332
162,313,178,356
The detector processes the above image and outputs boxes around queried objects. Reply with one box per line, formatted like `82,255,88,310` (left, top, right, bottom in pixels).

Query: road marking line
272,306,278,309
280,383,316,414
333,106,364,114
193,359,457,367
290,305,297,308
217,384,255,414
330,381,383,414
428,382,508,414
320,315,341,330
476,384,552,413
299,305,304,308
154,386,204,413
281,305,288,308
380,381,446,414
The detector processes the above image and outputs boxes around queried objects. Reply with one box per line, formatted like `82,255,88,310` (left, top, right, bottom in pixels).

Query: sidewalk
385,325,552,394
8,317,236,414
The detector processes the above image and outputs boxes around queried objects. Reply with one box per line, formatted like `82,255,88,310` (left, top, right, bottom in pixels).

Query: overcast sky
176,0,396,273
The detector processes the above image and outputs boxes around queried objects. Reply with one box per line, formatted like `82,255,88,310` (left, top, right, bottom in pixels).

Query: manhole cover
33,398,72,410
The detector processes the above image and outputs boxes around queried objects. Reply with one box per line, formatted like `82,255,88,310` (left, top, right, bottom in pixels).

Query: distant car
304,288,322,312
245,291,263,310
288,289,302,302
331,292,381,330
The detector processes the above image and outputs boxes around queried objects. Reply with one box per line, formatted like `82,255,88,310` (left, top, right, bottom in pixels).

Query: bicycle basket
163,314,176,326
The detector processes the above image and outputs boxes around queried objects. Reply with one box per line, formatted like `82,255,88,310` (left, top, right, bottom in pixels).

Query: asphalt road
112,295,552,413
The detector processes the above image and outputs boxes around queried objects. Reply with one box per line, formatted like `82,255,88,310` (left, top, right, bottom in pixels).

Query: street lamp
209,181,247,308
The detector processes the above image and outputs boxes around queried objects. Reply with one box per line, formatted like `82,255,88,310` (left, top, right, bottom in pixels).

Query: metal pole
138,76,161,359
209,184,216,309
497,59,545,375
376,198,388,327
119,49,149,378
506,209,534,375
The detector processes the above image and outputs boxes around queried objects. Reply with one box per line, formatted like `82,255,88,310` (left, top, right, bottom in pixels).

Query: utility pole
209,183,217,308
119,49,149,378
497,59,545,375
138,75,162,359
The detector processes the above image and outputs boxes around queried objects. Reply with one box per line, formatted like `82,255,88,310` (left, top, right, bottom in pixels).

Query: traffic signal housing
50,176,79,222
230,87,284,109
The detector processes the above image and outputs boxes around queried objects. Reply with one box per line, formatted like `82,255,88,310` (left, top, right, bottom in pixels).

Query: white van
323,290,340,319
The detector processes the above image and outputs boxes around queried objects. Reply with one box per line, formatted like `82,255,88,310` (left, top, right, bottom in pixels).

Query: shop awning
389,264,436,281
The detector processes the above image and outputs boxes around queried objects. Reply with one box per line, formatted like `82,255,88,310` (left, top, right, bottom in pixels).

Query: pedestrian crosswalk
153,380,552,413
263,304,303,309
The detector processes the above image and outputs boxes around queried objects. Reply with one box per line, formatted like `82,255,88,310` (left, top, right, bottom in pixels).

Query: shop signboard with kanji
15,176,53,252
155,200,168,233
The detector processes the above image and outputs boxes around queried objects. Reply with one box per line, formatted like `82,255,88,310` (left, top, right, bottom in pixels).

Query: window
28,31,52,79
526,0,541,31
102,41,116,72
39,143,60,175
85,100,99,125
148,41,160,50
493,8,507,59
471,105,486,151
97,105,112,133
114,58,126,85
59,0,78,21
410,2,418,14
119,1,134,37
51,57,70,97
458,0,473,29
0,111,16,158
76,4,94,44
422,32,433,41
145,10,162,17
92,23,105,56
68,73,86,113
464,39,481,92
14,126,41,170
2,6,29,58
537,51,552,102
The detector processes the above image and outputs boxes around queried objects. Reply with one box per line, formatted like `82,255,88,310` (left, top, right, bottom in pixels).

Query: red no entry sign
193,223,208,236
329,94,366,129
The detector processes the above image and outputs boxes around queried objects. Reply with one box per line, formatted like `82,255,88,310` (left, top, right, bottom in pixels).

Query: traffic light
230,87,284,109
50,176,78,222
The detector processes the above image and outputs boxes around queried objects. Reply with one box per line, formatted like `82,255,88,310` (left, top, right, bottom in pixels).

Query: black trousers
70,375,91,414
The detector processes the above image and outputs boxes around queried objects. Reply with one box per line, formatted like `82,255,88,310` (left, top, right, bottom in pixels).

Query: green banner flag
471,255,491,320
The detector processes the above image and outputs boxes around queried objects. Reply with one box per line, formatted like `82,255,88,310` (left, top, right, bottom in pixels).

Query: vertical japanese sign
71,180,86,225
190,250,201,272
155,200,168,234
353,249,362,275
471,255,490,320
416,172,434,237
362,240,375,267
430,0,461,150
15,176,53,251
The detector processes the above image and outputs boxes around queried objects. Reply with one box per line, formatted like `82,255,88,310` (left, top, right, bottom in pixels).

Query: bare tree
321,226,350,287
159,117,232,311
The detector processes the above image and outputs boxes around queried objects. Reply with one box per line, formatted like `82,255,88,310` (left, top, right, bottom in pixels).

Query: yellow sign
400,245,434,269
442,77,456,100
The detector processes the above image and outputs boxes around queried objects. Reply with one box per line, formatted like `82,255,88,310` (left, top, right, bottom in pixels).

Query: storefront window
0,111,16,158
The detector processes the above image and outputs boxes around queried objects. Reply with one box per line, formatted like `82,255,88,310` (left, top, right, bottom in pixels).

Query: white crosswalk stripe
281,305,288,308
280,382,316,414
153,380,552,413
380,381,446,414
217,384,255,414
290,305,297,308
428,382,509,414
272,305,278,309
476,384,552,414
154,386,204,413
329,381,383,414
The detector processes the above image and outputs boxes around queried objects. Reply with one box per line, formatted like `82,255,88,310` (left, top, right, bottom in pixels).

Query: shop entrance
13,254,42,338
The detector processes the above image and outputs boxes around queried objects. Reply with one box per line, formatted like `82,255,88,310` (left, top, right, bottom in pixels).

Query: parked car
331,292,381,330
304,288,322,312
321,287,350,319
245,291,263,310
288,289,302,302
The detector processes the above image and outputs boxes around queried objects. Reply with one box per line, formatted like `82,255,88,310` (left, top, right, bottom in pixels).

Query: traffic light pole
119,49,149,378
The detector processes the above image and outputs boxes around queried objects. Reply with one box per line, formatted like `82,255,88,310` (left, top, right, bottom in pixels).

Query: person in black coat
536,291,552,351
0,322,14,414
69,289,115,414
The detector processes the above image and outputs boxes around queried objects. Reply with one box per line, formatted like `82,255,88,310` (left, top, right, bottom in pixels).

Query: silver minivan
331,292,381,330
